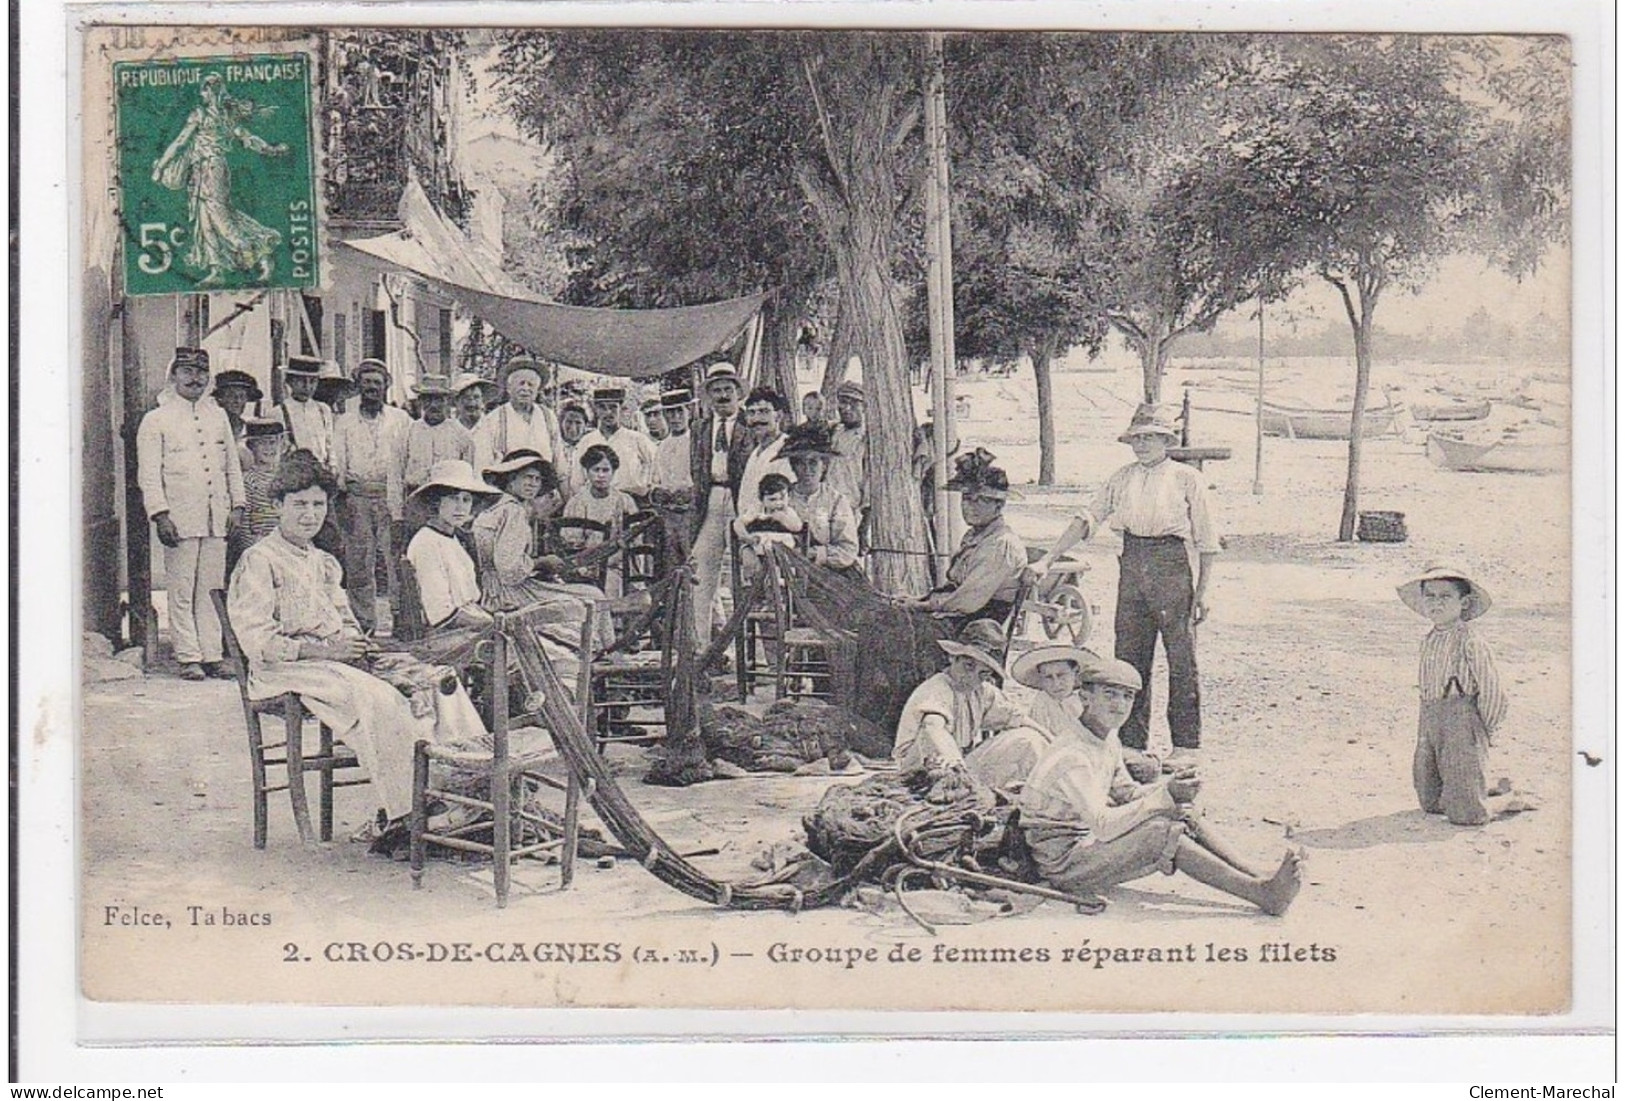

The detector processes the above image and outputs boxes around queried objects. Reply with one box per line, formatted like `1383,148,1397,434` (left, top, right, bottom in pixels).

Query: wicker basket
1357,510,1408,543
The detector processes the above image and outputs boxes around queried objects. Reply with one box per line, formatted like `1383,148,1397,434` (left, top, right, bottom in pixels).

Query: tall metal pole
1252,299,1265,495
923,32,955,579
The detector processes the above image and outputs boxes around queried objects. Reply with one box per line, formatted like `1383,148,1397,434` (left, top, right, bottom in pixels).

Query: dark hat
283,355,324,377
945,448,1014,500
780,421,839,460
170,346,210,372
353,358,390,384
412,375,454,397
836,381,865,401
558,401,588,420
592,386,627,403
242,417,286,440
212,370,263,401
937,618,1009,681
661,388,693,408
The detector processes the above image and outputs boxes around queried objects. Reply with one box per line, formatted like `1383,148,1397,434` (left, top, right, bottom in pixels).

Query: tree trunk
819,284,856,399
1330,272,1381,542
759,295,801,407
1137,335,1171,405
1032,332,1060,486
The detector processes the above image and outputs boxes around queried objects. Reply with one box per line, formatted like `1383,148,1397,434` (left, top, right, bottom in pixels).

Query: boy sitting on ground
1019,657,1303,915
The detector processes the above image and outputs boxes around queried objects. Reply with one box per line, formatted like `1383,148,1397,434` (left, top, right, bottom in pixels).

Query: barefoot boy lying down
1018,656,1303,915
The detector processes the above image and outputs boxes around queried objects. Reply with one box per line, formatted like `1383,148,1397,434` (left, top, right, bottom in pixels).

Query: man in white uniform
136,346,246,680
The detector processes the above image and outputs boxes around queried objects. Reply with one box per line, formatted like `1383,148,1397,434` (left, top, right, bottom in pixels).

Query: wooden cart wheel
1041,583,1092,645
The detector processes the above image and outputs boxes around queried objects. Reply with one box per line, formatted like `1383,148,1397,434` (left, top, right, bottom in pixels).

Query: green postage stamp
115,53,318,295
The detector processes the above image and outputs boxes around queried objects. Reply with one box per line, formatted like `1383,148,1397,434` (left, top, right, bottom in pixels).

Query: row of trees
489,31,1568,580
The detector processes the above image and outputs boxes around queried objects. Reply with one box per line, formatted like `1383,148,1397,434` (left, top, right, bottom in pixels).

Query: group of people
137,340,1517,908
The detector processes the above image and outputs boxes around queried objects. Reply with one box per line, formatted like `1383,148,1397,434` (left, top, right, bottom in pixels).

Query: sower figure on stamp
331,359,410,633
1019,657,1303,915
1035,404,1220,765
136,346,246,681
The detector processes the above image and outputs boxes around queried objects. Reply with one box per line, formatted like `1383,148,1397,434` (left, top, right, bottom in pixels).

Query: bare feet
1256,849,1304,916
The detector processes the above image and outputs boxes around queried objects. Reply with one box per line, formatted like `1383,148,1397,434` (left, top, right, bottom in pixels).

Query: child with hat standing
1034,403,1220,764
227,417,287,577
1398,565,1522,826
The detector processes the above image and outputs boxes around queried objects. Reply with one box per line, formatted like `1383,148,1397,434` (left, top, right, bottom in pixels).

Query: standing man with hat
687,361,755,654
136,347,246,680
906,448,1029,633
578,385,658,499
331,358,411,632
1034,403,1221,764
451,372,497,433
640,395,669,442
210,370,263,463
274,355,335,464
828,380,869,542
650,388,697,566
470,356,564,478
398,375,474,502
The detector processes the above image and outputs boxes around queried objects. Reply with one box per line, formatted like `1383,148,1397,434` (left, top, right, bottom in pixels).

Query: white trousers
164,536,227,664
689,487,735,654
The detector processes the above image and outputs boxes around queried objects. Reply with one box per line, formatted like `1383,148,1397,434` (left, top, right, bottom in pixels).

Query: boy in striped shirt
1398,565,1528,825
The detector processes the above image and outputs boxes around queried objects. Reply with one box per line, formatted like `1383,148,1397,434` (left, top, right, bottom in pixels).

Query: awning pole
924,31,956,580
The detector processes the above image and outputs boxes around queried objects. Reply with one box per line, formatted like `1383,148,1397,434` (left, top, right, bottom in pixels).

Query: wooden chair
393,558,428,643
410,621,579,908
621,510,665,591
578,597,670,751
545,517,614,590
210,589,370,848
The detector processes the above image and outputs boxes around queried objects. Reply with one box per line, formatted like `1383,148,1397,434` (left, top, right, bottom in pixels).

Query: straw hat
703,362,742,391
936,618,1009,681
482,448,553,480
502,356,545,386
661,388,693,408
1397,564,1493,621
412,375,455,397
242,417,286,440
592,386,627,403
407,460,499,502
1010,644,1102,691
1077,656,1144,692
282,355,324,377
1118,403,1181,443
352,358,390,385
451,372,498,398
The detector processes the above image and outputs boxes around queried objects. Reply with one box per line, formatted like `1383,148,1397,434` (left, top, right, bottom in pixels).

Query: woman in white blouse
403,460,499,632
227,450,487,830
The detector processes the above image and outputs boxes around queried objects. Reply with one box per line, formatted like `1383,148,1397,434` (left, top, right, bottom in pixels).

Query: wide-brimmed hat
945,448,1016,500
661,388,693,409
1118,403,1181,443
211,370,263,401
170,346,210,372
407,459,500,502
352,358,390,384
412,375,454,397
703,362,742,390
1077,656,1144,692
242,417,286,440
1010,644,1102,691
451,371,498,398
1397,564,1493,621
501,357,545,386
482,447,553,480
936,618,1009,681
282,355,324,377
781,421,839,461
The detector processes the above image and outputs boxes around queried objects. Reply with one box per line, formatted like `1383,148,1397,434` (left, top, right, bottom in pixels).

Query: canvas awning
340,182,766,379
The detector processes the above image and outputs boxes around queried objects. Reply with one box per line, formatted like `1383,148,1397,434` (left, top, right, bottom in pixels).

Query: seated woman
891,618,1052,796
903,449,1027,634
473,449,609,650
227,449,487,834
403,460,499,633
781,422,861,579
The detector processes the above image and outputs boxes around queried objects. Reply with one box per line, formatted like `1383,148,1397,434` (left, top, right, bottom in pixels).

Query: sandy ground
80,354,1578,1017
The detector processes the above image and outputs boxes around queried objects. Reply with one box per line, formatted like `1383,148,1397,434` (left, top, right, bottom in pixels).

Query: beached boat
1260,398,1402,440
1411,399,1492,423
1426,431,1566,474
